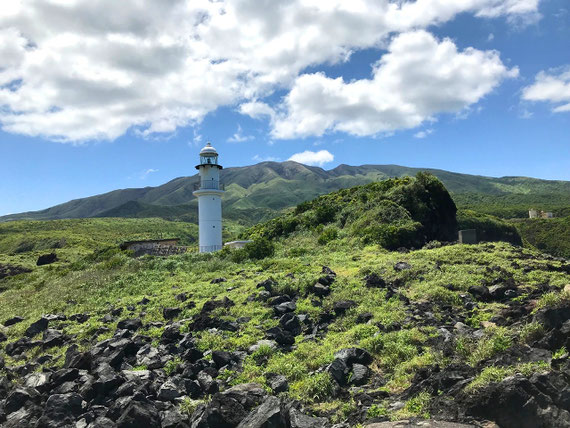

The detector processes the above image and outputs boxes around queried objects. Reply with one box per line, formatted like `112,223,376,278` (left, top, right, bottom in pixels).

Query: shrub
367,404,388,419
243,238,275,260
457,209,522,245
318,227,339,245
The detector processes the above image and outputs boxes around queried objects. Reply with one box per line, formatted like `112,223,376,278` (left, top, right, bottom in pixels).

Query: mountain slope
2,161,569,223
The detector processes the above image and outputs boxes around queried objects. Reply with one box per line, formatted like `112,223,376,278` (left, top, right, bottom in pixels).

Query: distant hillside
2,162,569,223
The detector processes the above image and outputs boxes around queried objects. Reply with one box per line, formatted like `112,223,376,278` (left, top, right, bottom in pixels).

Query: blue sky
0,0,569,215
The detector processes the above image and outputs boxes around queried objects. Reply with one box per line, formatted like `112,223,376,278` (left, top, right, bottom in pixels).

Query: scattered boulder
463,372,570,428
273,301,296,316
279,313,302,336
212,350,233,369
365,273,386,288
157,379,185,401
351,363,369,386
257,278,276,292
356,312,374,324
311,283,331,297
69,313,90,323
36,392,84,427
175,293,189,302
116,318,142,331
24,317,49,338
236,396,285,428
0,264,32,280
394,262,411,271
163,307,182,320
468,285,491,302
266,327,295,346
4,316,24,327
267,374,289,394
117,401,161,428
210,277,227,284
37,253,58,266
190,383,266,428
289,408,328,428
42,329,66,349
333,300,357,316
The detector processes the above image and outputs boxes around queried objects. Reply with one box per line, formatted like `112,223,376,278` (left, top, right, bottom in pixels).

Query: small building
541,211,553,219
224,240,253,249
529,209,554,219
120,239,187,257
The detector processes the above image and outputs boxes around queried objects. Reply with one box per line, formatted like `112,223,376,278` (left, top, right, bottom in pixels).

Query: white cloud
487,33,495,42
521,68,570,113
252,154,280,162
288,150,334,167
0,0,538,142
227,125,254,143
271,31,518,139
414,129,434,139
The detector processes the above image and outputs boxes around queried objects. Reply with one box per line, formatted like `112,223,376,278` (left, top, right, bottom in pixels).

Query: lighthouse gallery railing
193,180,225,191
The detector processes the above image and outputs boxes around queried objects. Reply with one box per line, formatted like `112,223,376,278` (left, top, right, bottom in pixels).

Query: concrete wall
125,242,188,257
459,229,477,244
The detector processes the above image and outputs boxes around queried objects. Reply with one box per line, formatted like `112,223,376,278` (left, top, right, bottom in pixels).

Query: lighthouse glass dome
199,143,218,166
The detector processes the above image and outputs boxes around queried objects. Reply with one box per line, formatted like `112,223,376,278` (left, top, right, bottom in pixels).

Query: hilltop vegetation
246,173,457,250
1,177,570,427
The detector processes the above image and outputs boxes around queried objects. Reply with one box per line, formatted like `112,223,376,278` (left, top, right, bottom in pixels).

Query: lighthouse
193,143,224,253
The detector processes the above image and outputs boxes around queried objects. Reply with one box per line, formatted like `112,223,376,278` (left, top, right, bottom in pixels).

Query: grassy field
1,216,568,422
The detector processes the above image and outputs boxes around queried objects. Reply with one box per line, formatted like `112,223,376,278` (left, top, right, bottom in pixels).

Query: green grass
1,213,568,415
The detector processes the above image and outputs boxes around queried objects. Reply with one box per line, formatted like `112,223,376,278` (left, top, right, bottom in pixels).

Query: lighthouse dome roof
200,143,218,156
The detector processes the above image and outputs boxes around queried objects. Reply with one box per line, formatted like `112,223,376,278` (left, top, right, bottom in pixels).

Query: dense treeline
514,216,570,258
453,193,570,219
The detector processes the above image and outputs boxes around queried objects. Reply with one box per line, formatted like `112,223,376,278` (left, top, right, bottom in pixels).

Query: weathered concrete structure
224,240,253,249
458,229,477,244
120,239,187,257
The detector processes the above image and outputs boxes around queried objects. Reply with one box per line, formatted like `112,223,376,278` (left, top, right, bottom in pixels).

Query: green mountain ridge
2,161,569,223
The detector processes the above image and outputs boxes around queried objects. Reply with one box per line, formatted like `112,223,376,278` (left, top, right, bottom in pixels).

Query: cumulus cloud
288,150,334,167
227,125,254,143
414,129,434,139
0,0,538,142
521,68,570,113
271,31,518,139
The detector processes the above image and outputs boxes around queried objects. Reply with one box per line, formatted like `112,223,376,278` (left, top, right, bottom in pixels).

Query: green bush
457,209,522,245
244,237,275,260
245,173,458,250
318,227,339,245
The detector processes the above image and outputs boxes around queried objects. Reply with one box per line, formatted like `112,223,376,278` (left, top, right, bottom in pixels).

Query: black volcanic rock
4,316,24,327
117,318,142,331
36,253,58,266
25,317,49,337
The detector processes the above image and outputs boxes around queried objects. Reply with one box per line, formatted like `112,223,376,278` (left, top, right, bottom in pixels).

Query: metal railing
199,245,223,253
193,180,225,191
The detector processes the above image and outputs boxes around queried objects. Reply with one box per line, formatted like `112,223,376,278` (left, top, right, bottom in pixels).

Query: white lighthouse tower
193,143,224,253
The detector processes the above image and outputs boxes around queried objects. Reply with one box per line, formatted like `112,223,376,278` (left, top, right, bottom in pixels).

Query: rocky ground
2,248,570,428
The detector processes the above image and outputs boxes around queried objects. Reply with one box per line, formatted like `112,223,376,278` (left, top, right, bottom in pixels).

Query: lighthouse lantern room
193,143,224,253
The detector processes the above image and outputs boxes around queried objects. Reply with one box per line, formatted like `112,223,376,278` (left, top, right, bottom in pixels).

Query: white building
193,143,224,252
